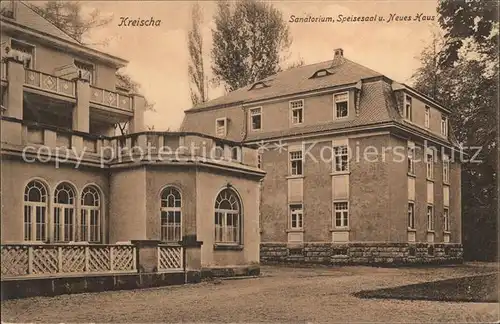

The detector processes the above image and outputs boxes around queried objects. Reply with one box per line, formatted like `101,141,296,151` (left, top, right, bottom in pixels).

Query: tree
187,3,207,106
211,0,291,92
412,3,499,261
285,57,305,71
437,0,498,67
28,1,112,44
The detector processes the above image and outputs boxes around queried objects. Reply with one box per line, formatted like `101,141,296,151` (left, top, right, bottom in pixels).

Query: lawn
1,263,498,323
354,273,498,303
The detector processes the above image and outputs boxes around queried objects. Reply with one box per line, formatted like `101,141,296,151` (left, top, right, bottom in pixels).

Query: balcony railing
1,244,136,278
25,69,75,97
90,85,132,111
1,118,262,169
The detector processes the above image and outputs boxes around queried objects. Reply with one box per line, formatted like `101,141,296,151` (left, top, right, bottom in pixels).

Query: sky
81,0,443,131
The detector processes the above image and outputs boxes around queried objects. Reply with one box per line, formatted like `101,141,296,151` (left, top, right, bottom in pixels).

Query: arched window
24,180,48,242
160,187,181,242
80,185,101,243
214,188,241,244
53,183,76,242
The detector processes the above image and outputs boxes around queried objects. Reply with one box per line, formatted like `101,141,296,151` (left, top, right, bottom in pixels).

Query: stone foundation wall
201,265,260,279
260,242,463,266
1,271,201,300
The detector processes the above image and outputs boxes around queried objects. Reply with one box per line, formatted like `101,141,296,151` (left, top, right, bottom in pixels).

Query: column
2,58,24,145
131,240,161,273
180,235,203,283
72,78,90,132
129,94,146,133
5,58,24,119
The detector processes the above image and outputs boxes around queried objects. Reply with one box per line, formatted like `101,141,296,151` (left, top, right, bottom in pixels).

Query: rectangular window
74,60,94,84
443,208,450,232
334,93,349,119
289,150,303,176
404,95,412,121
441,116,448,136
443,154,450,183
24,205,47,242
408,202,415,229
427,205,434,231
215,211,239,244
290,100,304,125
407,143,415,175
161,210,182,242
290,204,303,230
11,39,34,69
425,106,430,128
1,1,15,18
80,209,101,243
333,145,349,172
215,118,227,137
426,151,434,180
214,142,224,159
334,201,349,228
231,146,241,161
250,107,262,130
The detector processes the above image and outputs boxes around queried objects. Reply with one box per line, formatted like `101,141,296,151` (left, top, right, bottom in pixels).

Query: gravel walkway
1,263,498,323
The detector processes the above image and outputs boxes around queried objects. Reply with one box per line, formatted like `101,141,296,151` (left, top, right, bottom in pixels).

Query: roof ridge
343,58,383,76
21,1,82,45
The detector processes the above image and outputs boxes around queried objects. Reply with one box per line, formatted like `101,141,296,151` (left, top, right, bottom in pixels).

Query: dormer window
441,116,448,137
215,118,227,137
404,95,413,121
249,81,270,90
250,107,262,131
310,69,333,79
74,60,94,84
334,92,349,119
290,99,304,125
11,39,34,69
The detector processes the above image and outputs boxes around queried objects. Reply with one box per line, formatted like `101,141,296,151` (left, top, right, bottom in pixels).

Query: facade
0,0,264,287
182,48,463,264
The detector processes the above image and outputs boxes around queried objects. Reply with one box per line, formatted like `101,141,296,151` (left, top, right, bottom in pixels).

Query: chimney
332,48,345,67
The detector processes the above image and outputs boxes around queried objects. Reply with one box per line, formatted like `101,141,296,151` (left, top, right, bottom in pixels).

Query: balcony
25,68,75,98
2,59,136,116
90,85,132,111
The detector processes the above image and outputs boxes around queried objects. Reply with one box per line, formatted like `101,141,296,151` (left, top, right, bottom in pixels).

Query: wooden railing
90,85,132,111
157,244,183,272
25,69,75,97
1,244,136,278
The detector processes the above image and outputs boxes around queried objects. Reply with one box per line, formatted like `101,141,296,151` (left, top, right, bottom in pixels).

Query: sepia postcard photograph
0,0,498,322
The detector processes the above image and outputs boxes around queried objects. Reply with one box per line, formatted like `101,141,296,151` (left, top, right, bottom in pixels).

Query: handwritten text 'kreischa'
289,13,435,23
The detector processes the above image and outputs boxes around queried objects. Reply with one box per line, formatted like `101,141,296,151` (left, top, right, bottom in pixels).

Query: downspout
241,105,248,142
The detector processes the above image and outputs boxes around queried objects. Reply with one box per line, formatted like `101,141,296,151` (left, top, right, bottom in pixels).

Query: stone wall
260,242,463,266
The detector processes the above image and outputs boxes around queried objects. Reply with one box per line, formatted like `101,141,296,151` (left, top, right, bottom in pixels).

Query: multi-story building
182,48,463,264
0,1,264,292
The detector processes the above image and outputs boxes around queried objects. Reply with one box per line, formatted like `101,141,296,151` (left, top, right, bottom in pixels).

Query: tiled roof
3,2,82,45
190,58,382,110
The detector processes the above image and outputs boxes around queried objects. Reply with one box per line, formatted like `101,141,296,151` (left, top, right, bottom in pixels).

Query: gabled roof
2,1,82,45
188,57,382,111
1,1,128,67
